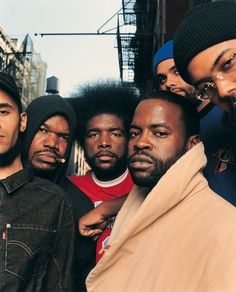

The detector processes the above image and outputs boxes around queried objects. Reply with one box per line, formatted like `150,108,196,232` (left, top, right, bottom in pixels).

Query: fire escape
117,0,156,93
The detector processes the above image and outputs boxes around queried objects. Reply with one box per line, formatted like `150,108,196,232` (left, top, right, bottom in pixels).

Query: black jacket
62,177,95,292
22,95,92,290
0,167,76,291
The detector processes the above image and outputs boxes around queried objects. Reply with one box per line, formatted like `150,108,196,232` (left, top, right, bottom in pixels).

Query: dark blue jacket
0,167,76,291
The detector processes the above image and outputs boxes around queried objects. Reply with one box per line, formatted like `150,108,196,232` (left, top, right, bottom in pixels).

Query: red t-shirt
70,170,134,261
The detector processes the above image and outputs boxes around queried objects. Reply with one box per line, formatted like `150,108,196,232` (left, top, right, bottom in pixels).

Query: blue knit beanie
153,40,173,74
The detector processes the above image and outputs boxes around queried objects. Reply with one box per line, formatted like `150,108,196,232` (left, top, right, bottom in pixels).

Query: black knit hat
0,72,22,112
174,1,236,84
23,94,77,183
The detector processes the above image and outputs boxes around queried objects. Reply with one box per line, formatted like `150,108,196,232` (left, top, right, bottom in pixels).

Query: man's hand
78,195,128,240
78,209,108,240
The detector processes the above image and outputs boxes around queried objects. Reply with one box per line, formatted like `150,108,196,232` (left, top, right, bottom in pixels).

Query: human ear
20,112,27,133
186,135,200,151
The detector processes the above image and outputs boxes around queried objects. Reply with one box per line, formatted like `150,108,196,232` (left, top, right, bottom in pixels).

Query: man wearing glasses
174,0,236,205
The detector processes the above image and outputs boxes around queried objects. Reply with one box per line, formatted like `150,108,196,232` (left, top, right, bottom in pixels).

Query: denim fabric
0,167,76,291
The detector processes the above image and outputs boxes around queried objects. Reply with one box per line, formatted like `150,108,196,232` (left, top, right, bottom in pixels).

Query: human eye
202,81,214,92
87,131,98,138
129,129,139,138
157,74,167,85
197,80,215,101
59,134,69,142
154,130,168,138
39,126,48,134
173,67,180,75
111,130,124,137
222,52,236,72
0,109,9,115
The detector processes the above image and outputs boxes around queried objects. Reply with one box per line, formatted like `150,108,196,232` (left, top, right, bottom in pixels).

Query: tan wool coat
86,143,236,292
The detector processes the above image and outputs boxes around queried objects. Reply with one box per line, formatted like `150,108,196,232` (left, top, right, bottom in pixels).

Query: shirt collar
0,166,34,194
91,168,129,187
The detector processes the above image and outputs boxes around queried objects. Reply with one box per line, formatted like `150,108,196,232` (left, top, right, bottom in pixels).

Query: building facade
117,0,213,95
0,27,47,109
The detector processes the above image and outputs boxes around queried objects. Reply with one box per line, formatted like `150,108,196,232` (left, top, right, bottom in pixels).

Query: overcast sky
0,0,122,96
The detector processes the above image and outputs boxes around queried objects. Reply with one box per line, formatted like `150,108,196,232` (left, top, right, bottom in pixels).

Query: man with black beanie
23,94,94,291
22,94,77,183
174,0,236,205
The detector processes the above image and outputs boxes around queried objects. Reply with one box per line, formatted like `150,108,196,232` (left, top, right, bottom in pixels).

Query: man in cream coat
86,91,236,292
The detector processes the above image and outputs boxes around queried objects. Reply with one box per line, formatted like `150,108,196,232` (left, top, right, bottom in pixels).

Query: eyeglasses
196,51,236,101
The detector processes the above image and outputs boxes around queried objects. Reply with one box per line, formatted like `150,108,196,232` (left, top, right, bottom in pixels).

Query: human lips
171,88,185,96
95,151,114,161
0,134,6,143
37,151,58,163
129,154,153,169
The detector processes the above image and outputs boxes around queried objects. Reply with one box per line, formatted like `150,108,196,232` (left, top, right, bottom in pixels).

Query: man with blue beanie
153,40,199,106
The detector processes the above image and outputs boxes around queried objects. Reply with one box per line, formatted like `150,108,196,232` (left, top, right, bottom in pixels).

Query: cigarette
56,158,66,163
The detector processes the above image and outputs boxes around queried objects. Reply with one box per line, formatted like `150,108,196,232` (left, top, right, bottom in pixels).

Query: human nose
214,76,234,100
98,133,111,149
165,75,177,90
44,132,59,149
133,132,152,151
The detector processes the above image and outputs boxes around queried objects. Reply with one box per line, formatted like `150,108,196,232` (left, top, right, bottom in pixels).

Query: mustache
95,151,116,158
128,150,155,162
37,150,65,162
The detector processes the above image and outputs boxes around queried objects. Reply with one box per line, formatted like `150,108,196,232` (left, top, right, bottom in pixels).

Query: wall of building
0,27,47,109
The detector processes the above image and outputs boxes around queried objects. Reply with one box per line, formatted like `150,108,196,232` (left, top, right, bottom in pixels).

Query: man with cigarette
22,94,94,291
22,94,77,184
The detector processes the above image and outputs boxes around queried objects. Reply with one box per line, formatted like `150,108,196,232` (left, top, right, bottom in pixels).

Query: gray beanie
174,1,236,84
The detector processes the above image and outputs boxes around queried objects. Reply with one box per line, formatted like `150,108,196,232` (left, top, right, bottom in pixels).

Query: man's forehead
42,114,69,130
157,58,176,73
44,114,68,123
134,98,181,117
88,113,123,125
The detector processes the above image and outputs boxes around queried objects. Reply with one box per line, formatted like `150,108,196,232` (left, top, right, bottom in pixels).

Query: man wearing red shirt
68,81,139,280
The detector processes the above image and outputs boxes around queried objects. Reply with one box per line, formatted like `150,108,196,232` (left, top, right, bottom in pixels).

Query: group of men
0,77,139,291
1,1,236,291
0,73,76,291
153,37,236,205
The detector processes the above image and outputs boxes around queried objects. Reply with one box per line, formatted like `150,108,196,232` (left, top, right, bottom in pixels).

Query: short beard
129,146,187,190
31,166,56,181
0,137,21,167
85,152,128,181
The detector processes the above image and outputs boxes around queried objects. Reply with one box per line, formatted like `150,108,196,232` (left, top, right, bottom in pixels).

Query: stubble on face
84,113,128,181
85,149,128,181
128,145,187,190
0,135,21,167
